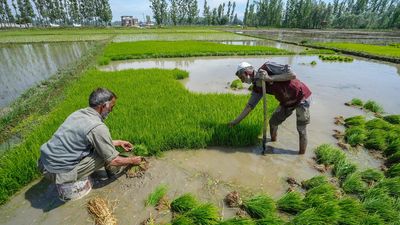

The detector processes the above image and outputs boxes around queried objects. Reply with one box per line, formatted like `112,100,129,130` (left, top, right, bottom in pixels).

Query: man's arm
229,92,262,127
258,69,296,83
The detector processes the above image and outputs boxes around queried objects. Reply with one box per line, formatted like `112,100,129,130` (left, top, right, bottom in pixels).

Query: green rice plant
255,217,284,225
386,151,400,166
276,191,305,214
375,177,400,197
103,41,292,61
146,184,168,206
299,49,336,55
365,118,392,130
384,138,400,156
171,193,199,214
383,115,400,125
364,129,388,151
360,168,384,183
364,100,384,114
292,202,341,225
301,175,329,190
219,218,256,225
242,195,276,219
230,79,244,90
344,126,367,146
344,115,366,127
314,144,346,165
362,187,400,222
360,214,385,225
185,203,220,225
304,184,337,207
338,197,366,225
318,54,354,62
332,159,357,179
386,163,400,178
350,98,363,107
97,56,110,65
341,172,367,195
172,215,194,225
133,144,149,156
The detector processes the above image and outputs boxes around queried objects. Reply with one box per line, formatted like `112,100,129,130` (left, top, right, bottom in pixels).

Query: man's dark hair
89,88,117,108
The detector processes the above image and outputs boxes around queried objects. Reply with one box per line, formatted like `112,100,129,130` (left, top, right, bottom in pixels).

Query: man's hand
113,140,133,152
130,156,142,165
257,69,273,83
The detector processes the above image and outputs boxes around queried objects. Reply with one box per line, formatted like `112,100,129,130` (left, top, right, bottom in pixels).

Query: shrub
301,175,328,190
314,144,346,165
242,195,276,219
171,193,199,214
277,191,305,214
350,98,363,106
364,100,384,114
386,163,400,178
230,79,244,90
341,172,367,195
332,159,357,179
345,126,367,146
383,115,400,125
344,116,366,127
146,184,168,206
364,129,387,151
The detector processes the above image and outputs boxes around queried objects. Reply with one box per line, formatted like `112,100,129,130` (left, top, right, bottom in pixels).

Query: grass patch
292,202,341,225
314,144,346,165
171,193,199,214
319,54,354,62
365,118,392,130
362,187,400,222
184,203,220,225
314,42,400,59
342,172,367,195
350,98,363,107
219,218,256,225
333,159,357,179
345,126,367,146
146,184,168,206
387,151,400,166
364,100,384,114
360,169,384,183
102,41,292,62
383,115,400,125
230,79,244,90
303,184,337,207
338,197,366,225
298,48,336,55
276,191,305,214
386,163,400,178
301,175,329,190
255,217,284,225
242,195,276,219
344,116,366,127
364,129,388,151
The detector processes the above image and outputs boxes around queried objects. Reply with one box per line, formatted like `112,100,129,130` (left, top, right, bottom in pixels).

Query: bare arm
229,105,253,127
109,155,142,166
270,72,296,82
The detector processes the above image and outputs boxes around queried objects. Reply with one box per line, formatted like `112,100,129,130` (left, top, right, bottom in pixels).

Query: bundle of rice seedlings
360,214,385,225
383,138,400,156
341,172,367,195
362,187,399,222
387,151,400,166
304,184,337,207
314,144,346,165
171,193,199,214
224,191,243,208
386,163,400,178
291,208,324,225
360,168,384,183
276,191,305,214
87,197,117,225
338,197,366,225
364,100,384,114
344,126,367,146
364,129,387,151
386,130,400,144
146,184,168,207
365,118,392,130
185,203,220,225
255,216,285,225
344,115,366,127
375,177,400,197
171,215,194,225
219,218,256,225
230,79,244,90
350,98,363,107
383,115,400,125
301,175,328,190
133,144,149,156
292,202,341,225
332,159,357,179
242,195,276,219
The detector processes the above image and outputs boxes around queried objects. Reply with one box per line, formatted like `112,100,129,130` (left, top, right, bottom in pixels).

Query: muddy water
0,42,92,108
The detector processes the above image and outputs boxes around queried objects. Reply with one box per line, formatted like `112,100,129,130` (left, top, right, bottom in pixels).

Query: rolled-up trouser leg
269,106,294,142
296,100,310,154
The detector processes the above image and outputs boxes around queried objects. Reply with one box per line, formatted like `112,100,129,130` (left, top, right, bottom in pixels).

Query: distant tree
187,0,198,24
170,0,178,25
150,0,168,25
203,0,211,25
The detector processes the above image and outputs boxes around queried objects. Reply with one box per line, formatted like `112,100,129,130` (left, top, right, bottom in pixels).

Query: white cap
236,62,252,76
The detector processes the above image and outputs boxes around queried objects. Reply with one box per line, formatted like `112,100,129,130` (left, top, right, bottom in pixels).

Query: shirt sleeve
87,125,119,163
247,91,263,109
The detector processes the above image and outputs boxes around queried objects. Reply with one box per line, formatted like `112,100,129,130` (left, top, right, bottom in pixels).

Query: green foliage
103,41,292,61
342,172,367,195
172,215,194,225
376,177,400,197
146,184,168,206
365,118,392,130
171,193,199,214
299,49,336,55
360,214,385,225
304,184,337,207
350,98,363,106
360,169,384,183
133,144,149,156
230,79,244,90
364,100,384,114
314,43,400,59
345,126,367,146
383,115,400,125
292,202,341,225
301,175,328,190
318,54,354,62
277,191,305,214
384,138,400,156
219,218,256,225
333,159,357,179
344,115,366,127
386,163,400,178
97,56,110,65
338,197,366,225
314,144,346,165
243,195,276,219
364,129,388,151
184,203,220,225
362,187,400,222
255,217,284,225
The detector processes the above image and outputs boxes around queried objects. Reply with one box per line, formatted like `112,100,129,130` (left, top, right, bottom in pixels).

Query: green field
314,42,400,59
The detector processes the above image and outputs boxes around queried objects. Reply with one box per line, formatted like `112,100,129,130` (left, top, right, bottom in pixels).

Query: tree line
149,0,240,25
0,0,112,26
244,0,400,29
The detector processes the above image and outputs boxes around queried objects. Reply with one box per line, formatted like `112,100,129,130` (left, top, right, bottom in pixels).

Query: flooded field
0,42,92,108
113,33,259,42
232,29,400,45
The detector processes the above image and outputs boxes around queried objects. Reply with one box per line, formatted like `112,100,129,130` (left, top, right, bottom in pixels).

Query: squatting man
229,61,312,154
38,88,142,201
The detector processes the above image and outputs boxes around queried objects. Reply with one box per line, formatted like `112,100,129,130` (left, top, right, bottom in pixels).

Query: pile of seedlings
230,79,244,90
318,54,354,62
345,98,384,114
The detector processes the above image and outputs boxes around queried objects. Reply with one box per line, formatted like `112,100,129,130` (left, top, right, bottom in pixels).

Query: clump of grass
350,98,363,107
171,193,199,214
365,118,392,130
319,54,353,62
332,159,357,179
360,214,385,225
304,184,337,207
345,126,367,146
376,177,400,197
292,202,341,224
146,184,168,206
277,191,305,214
255,217,284,225
344,115,366,127
362,187,399,222
386,163,400,177
301,175,328,190
242,195,276,219
338,197,366,225
384,138,400,156
364,129,387,151
383,115,400,125
314,144,346,165
341,172,367,195
184,203,220,225
171,215,194,225
219,218,255,225
360,168,384,183
230,79,244,90
364,100,384,114
133,144,149,156
310,60,317,65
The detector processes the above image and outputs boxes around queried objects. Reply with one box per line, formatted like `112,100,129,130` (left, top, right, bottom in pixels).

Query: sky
110,0,249,22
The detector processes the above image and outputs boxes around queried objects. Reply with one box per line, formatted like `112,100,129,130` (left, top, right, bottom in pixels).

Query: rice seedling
254,216,285,225
230,79,244,90
292,202,341,225
386,163,400,178
386,151,400,166
383,115,400,125
171,215,194,225
276,191,305,214
304,184,337,207
242,195,276,219
219,218,256,225
364,129,388,151
360,169,384,183
133,144,149,156
375,177,400,197
344,126,367,146
184,203,220,225
171,193,199,214
337,197,366,225
360,214,385,225
299,49,336,55
364,100,384,114
291,208,324,225
318,54,354,62
365,118,392,130
333,159,357,179
301,175,329,190
146,184,168,207
362,187,399,222
384,138,400,156
341,172,367,195
350,98,363,107
344,115,366,127
314,144,346,165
